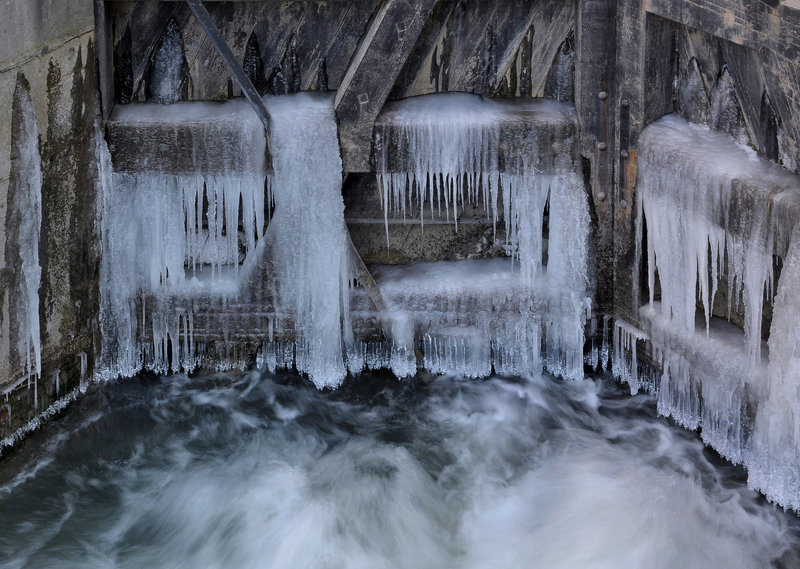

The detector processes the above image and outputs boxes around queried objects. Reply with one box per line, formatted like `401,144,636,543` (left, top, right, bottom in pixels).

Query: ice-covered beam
373,95,578,175
335,0,440,172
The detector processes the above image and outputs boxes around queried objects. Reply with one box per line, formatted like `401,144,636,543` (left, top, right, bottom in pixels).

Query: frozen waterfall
619,113,800,511
375,94,591,381
8,82,43,389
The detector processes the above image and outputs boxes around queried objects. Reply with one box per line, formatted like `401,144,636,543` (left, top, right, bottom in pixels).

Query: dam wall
3,0,800,508
0,0,105,443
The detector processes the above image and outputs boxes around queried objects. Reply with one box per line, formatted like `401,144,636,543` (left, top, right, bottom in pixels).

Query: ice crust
100,93,591,385
9,84,43,388
619,113,800,511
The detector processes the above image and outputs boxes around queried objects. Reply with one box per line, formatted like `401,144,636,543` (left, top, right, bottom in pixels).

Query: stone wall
0,0,102,444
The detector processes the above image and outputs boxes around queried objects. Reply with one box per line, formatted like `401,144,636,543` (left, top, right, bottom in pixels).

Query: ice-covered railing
372,94,590,380
622,113,800,511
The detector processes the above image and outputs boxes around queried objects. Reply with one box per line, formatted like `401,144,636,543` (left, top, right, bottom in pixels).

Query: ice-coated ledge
374,94,579,175
106,99,270,175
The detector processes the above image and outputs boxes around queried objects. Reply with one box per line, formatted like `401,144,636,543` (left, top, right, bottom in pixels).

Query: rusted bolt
597,142,607,151
598,91,608,101
597,191,607,202
621,98,630,108
621,149,628,158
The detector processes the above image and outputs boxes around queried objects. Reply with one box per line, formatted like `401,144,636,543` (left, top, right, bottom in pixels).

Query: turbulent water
0,370,797,569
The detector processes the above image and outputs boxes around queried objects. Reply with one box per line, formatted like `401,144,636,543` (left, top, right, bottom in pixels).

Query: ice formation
621,112,800,510
635,114,796,365
369,259,542,379
100,92,590,384
750,229,800,511
9,83,43,384
101,94,354,388
99,99,269,378
375,94,591,380
260,94,352,388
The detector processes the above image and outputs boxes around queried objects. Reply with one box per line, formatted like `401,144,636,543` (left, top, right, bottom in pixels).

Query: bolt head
597,142,607,151
620,199,628,210
551,141,563,154
598,91,608,101
597,191,607,202
621,98,630,108
621,149,629,158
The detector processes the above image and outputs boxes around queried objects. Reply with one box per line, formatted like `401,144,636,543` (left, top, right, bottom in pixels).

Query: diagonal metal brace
185,0,272,160
186,0,389,328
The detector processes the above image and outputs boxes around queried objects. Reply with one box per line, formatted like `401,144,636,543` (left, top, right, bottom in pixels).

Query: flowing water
0,369,797,568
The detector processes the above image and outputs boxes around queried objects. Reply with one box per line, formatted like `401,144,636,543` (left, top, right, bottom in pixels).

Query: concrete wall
0,0,101,443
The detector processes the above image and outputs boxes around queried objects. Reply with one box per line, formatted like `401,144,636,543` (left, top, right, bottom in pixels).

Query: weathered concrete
1,0,101,444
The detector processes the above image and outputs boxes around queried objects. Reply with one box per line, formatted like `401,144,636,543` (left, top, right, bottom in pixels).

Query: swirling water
0,370,797,568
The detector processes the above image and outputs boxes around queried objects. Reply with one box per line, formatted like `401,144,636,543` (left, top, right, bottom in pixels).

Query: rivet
621,98,630,108
597,142,607,151
620,149,629,158
551,141,563,154
620,199,628,210
597,191,607,202
598,91,608,101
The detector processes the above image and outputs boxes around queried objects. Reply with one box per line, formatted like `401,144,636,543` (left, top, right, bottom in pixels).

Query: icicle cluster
98,101,268,379
635,114,796,365
256,93,353,389
751,230,800,511
374,94,591,380
625,113,800,511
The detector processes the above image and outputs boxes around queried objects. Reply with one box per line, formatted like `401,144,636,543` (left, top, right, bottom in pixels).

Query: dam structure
3,0,800,522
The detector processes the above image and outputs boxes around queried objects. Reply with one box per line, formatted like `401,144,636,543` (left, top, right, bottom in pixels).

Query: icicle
750,228,800,511
99,99,268,378
10,80,43,382
637,114,793,367
264,93,352,389
373,94,591,380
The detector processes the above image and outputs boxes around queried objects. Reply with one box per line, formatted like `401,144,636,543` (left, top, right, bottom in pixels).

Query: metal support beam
185,0,272,159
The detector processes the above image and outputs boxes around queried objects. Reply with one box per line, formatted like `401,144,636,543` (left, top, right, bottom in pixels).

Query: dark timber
184,0,273,160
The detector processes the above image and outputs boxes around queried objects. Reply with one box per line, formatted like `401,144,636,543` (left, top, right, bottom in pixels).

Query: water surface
0,370,797,568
